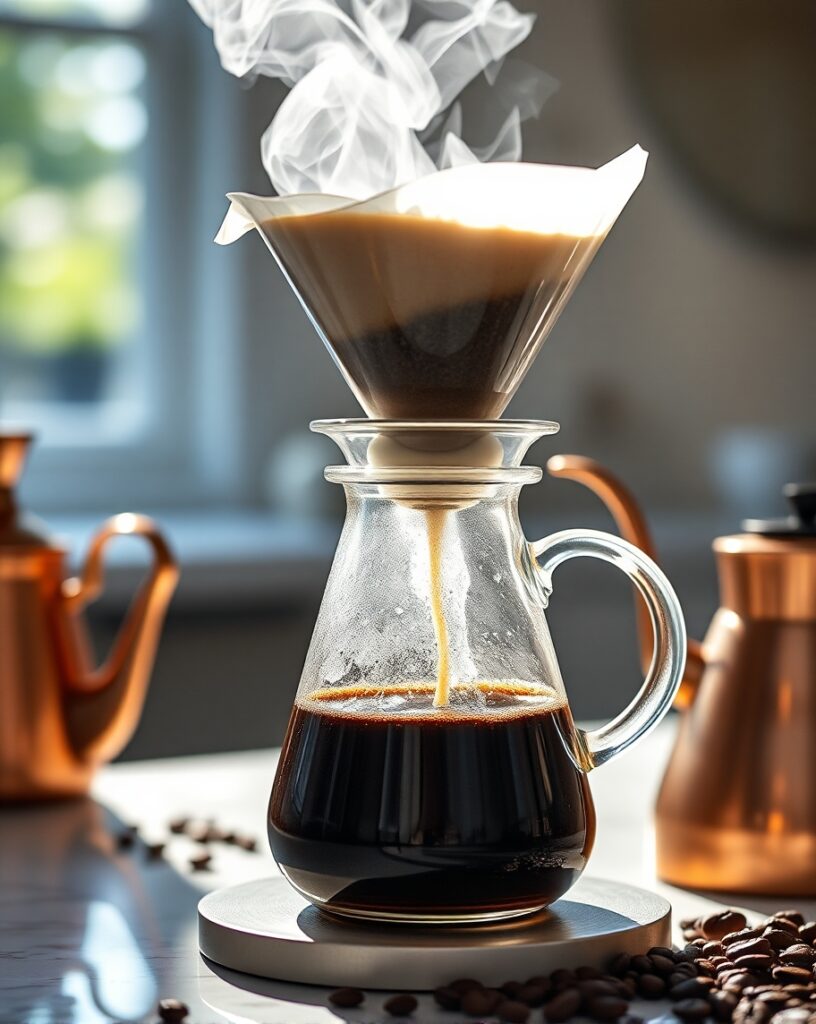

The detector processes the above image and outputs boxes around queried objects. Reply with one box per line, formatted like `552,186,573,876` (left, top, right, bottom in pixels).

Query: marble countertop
1,719,810,1024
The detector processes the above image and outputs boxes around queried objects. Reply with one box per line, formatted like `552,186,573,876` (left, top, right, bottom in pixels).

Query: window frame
0,2,250,513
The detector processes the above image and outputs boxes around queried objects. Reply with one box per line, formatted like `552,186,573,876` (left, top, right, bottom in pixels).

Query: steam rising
189,0,552,199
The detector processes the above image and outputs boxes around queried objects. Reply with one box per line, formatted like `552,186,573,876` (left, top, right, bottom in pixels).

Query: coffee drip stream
217,148,648,709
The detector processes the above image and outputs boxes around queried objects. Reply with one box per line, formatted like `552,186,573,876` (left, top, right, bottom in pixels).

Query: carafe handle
530,529,686,769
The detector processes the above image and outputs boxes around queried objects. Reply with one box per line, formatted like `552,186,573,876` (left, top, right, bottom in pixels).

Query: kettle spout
60,515,179,766
547,455,704,708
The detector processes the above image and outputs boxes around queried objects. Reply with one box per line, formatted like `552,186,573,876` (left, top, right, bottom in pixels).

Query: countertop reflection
2,730,811,1024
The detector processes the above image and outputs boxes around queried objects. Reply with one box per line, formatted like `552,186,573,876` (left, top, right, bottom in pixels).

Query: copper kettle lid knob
742,483,816,537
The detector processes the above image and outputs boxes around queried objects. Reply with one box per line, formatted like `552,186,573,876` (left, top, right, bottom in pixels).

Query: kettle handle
547,454,705,709
531,529,686,770
62,513,178,692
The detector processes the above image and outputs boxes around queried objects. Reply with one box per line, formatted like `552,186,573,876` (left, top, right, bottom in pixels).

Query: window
0,0,247,511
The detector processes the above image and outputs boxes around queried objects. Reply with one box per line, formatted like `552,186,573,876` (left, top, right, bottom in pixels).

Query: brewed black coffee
268,683,595,921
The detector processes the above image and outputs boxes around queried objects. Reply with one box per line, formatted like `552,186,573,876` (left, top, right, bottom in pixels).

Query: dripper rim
311,418,560,436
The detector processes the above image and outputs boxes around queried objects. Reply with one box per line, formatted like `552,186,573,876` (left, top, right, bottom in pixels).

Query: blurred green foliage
0,27,143,356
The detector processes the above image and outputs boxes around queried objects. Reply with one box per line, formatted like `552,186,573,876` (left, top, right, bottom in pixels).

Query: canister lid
742,484,816,537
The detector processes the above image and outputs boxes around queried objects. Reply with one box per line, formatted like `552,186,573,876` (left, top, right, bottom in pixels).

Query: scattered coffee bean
726,931,766,947
638,973,667,998
498,999,531,1022
774,967,814,985
705,913,750,941
771,1009,814,1024
516,983,549,1006
544,987,582,1022
449,977,483,995
188,851,212,872
551,969,578,990
383,993,417,1016
579,980,619,999
145,842,166,860
461,988,500,1016
767,931,801,952
501,981,524,999
776,913,807,928
168,817,189,835
433,986,460,1010
671,978,717,1000
710,990,740,1021
609,954,632,977
157,999,189,1023
235,835,258,852
734,955,775,972
770,920,802,936
653,955,677,976
674,997,714,1021
587,995,629,1021
328,987,364,1008
781,947,816,968
631,955,653,974
798,924,816,945
116,825,138,849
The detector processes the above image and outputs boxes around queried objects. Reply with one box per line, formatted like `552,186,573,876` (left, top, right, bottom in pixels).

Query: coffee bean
186,822,213,844
579,981,620,999
770,921,802,936
449,978,483,994
638,973,667,998
578,966,605,981
781,947,816,968
329,988,364,1008
544,988,582,1022
551,969,578,990
782,986,815,999
516,983,548,1007
776,913,807,927
706,944,728,958
674,997,713,1021
188,851,212,872
609,954,632,976
686,929,704,941
651,947,679,959
433,986,460,1010
774,968,814,985
768,931,801,952
168,816,189,834
731,939,774,961
734,955,775,972
706,913,750,941
672,978,717,1000
725,974,765,994
383,993,417,1016
498,1000,531,1022
654,955,679,975
710,991,740,1021
620,975,639,997
727,931,765,947
462,988,501,1016
631,955,653,974
235,835,258,852
587,995,630,1021
734,997,774,1024
501,981,523,999
157,999,189,1023
798,924,816,945
686,944,711,961
677,963,703,977
771,1010,814,1024
145,841,166,860
116,825,138,849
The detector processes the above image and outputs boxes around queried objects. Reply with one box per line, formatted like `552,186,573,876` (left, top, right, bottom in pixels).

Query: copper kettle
549,454,816,896
0,433,179,800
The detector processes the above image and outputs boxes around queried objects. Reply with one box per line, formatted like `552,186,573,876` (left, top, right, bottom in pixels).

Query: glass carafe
268,420,686,924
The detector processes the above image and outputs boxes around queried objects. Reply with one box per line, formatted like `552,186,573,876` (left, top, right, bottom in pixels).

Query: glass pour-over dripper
216,146,647,419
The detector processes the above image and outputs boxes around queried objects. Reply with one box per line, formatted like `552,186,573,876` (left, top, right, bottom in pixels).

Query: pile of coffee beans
326,908,816,1023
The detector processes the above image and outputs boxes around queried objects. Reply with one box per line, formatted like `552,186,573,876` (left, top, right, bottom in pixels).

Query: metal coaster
199,876,671,990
